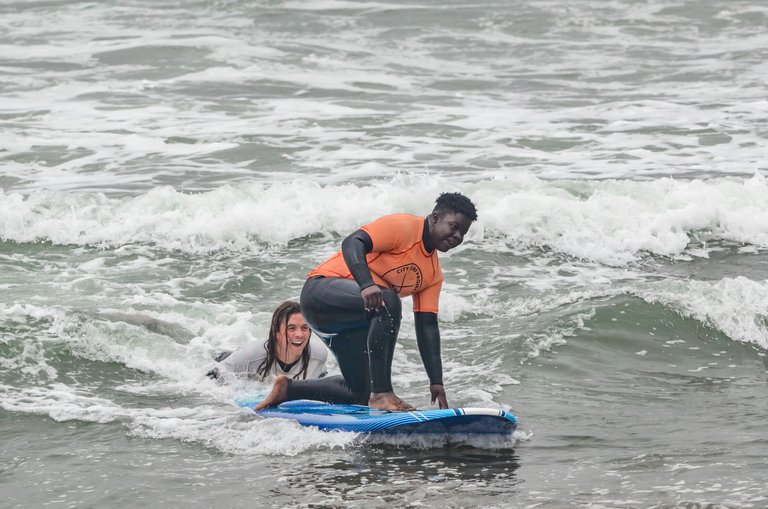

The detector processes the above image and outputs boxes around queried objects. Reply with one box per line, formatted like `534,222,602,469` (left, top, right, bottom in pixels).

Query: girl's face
429,211,473,252
276,312,311,363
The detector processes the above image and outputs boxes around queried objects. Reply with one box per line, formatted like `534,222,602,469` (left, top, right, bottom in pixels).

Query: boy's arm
415,311,448,408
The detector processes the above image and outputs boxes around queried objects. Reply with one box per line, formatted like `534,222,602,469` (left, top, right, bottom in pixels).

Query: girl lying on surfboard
257,192,478,412
208,301,328,382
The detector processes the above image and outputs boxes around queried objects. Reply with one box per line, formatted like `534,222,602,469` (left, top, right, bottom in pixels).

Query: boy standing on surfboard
257,192,477,411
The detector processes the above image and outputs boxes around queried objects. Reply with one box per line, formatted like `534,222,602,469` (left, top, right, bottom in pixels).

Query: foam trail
0,383,355,456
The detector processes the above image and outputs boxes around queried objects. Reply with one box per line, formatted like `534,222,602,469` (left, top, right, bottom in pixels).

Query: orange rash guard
308,214,443,313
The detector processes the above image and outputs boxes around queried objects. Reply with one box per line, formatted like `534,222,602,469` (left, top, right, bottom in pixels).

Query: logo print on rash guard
382,264,423,293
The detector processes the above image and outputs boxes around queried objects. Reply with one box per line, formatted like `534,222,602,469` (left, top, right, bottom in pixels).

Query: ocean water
1,0,767,507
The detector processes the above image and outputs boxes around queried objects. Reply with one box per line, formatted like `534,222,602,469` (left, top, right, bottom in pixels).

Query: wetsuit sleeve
220,341,266,375
216,340,269,382
341,229,376,290
414,311,443,385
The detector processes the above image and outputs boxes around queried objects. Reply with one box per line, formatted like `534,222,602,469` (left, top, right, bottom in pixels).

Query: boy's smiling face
429,211,473,252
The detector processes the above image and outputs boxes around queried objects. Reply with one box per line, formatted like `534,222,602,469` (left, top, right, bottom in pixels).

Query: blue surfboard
241,399,517,435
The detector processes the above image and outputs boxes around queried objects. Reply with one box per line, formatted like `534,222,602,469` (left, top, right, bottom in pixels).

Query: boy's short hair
433,192,478,221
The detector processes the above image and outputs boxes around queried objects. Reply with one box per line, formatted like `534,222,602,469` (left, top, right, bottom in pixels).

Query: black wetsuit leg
299,276,370,333
290,276,402,404
366,290,401,393
286,327,370,404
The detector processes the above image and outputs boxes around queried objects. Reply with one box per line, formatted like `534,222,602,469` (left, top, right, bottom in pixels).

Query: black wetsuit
286,219,443,404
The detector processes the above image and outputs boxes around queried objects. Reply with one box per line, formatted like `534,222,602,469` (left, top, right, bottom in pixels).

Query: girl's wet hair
433,192,478,221
257,300,312,380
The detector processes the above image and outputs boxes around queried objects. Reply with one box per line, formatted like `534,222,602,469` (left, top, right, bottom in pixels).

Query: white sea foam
0,302,67,324
475,173,768,265
0,297,268,389
0,382,356,455
130,406,357,456
3,175,765,265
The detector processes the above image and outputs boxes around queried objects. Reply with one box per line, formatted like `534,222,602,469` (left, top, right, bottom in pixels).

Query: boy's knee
380,290,402,321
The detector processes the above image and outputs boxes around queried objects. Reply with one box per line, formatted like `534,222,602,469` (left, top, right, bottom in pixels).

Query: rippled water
1,1,767,508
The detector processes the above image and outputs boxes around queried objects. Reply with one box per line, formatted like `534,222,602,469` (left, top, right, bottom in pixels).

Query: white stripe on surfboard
457,408,504,417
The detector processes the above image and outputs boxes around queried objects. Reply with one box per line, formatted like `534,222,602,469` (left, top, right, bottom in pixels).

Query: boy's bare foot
369,391,416,412
254,375,289,410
